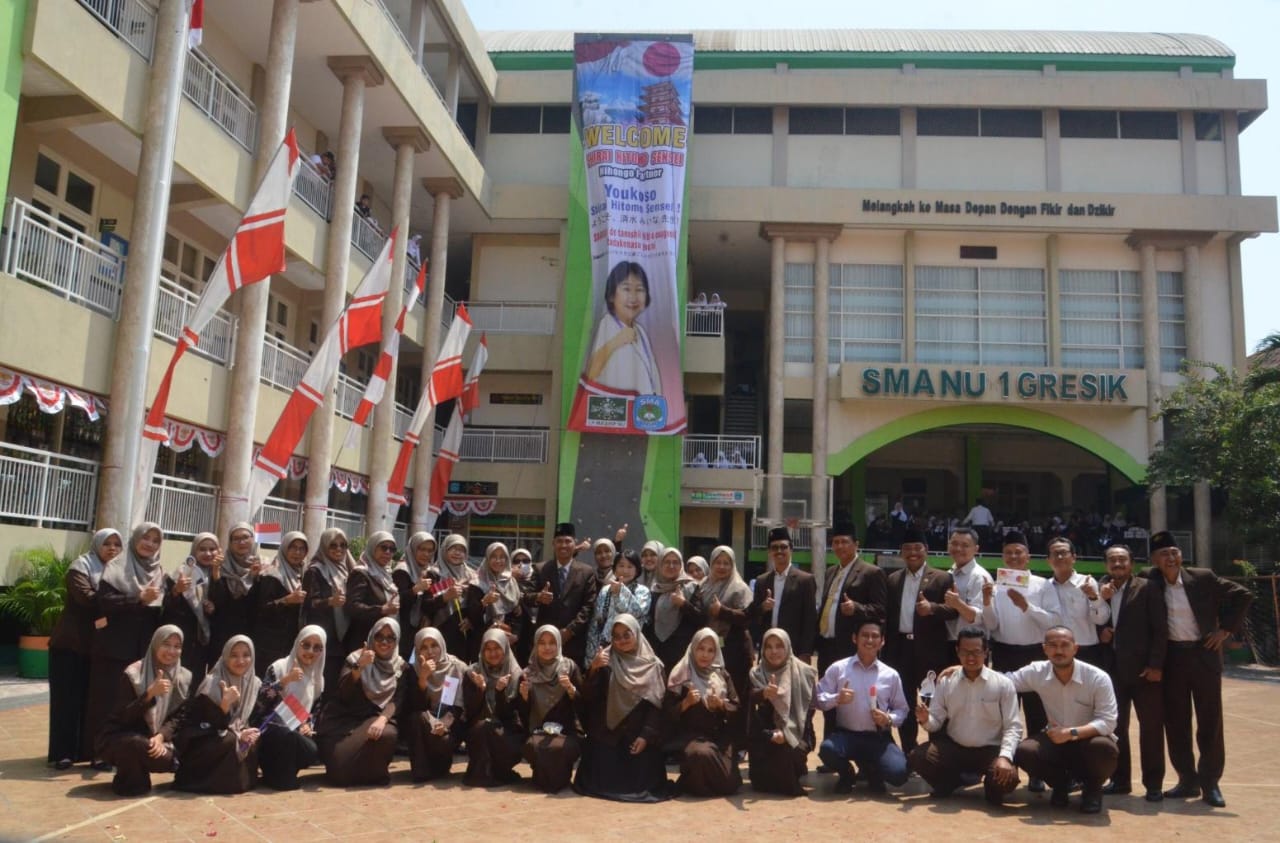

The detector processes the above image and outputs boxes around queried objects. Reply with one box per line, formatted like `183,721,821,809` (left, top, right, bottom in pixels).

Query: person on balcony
253,531,309,676
583,260,661,397
162,532,221,678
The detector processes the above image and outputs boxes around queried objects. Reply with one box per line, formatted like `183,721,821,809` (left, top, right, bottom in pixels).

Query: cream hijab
403,533,437,627
650,548,694,641
222,522,259,599
476,542,522,619
603,613,666,730
263,531,308,595
124,624,192,735
435,533,476,585
413,627,468,708
357,530,398,604
472,626,521,704
698,545,752,636
667,627,730,697
197,634,262,727
523,625,575,730
70,528,119,589
102,522,164,601
308,527,354,638
749,628,817,748
637,540,663,587
268,625,327,713
349,617,405,711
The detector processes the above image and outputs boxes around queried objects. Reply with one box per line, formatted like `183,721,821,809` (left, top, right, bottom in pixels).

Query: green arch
824,405,1146,482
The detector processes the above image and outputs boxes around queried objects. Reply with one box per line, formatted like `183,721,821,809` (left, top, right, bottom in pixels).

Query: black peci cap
902,526,928,546
830,521,858,541
1149,530,1179,552
1003,530,1028,548
767,526,791,546
554,522,576,538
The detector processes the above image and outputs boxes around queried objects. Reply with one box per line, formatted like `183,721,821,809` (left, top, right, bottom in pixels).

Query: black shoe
1028,777,1046,793
90,760,113,772
866,779,887,794
833,774,854,795
1202,786,1226,808
1081,792,1103,814
1163,781,1200,799
1102,781,1131,795
53,758,73,771
1050,788,1070,808
816,763,834,774
930,787,956,798
1145,789,1164,803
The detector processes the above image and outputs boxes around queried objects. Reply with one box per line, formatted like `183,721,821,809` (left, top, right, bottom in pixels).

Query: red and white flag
271,694,310,731
459,334,487,419
188,0,204,49
386,305,473,506
255,522,282,546
131,130,300,526
247,230,398,516
427,338,489,517
341,260,427,450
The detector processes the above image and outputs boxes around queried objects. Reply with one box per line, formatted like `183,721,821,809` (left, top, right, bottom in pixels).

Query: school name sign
839,364,1143,405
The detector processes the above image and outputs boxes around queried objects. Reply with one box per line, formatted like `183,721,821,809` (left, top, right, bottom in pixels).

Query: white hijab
268,624,327,713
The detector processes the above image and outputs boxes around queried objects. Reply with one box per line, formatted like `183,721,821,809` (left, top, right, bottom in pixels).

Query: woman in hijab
249,625,325,790
346,531,402,654
574,614,670,802
645,548,700,671
314,616,405,787
252,532,309,675
684,555,708,583
591,538,617,587
302,527,355,692
402,627,468,782
89,522,169,770
518,625,584,793
48,528,120,769
664,628,741,796
693,545,754,747
465,542,530,656
95,624,190,795
398,532,440,653
172,634,262,794
423,533,475,660
209,523,261,657
462,627,525,786
748,627,818,796
162,532,221,677
637,540,662,589
586,549,652,663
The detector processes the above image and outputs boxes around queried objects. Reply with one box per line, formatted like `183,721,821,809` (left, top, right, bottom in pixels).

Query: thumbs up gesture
537,582,554,605
356,647,375,669
943,584,965,610
615,523,629,544
219,680,241,712
761,589,775,613
147,669,171,700
916,591,934,616
285,665,305,685
670,587,686,608
839,594,855,617
763,673,781,701
836,680,855,705
708,595,722,618
519,674,530,701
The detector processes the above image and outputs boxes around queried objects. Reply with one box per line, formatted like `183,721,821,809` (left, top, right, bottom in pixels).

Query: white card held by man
996,568,1031,589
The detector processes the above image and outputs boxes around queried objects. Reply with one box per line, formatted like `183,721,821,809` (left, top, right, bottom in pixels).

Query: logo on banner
586,396,629,429
633,395,667,431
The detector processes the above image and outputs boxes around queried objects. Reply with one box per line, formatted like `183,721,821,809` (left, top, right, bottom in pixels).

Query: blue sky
466,0,1280,355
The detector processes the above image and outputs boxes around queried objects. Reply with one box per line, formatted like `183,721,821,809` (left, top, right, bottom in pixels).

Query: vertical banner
566,35,692,435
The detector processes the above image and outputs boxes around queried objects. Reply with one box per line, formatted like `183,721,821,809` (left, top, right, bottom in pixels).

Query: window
456,102,478,147
490,106,541,134
980,109,1042,138
831,264,904,362
1060,110,1118,139
1158,271,1186,372
1059,270,1143,369
846,108,900,136
541,106,571,133
783,263,814,362
161,233,216,294
732,107,774,134
1194,111,1223,141
915,266,1046,365
694,106,732,134
467,513,546,560
789,107,844,135
1119,111,1178,140
917,108,979,137
31,150,97,233
266,294,289,341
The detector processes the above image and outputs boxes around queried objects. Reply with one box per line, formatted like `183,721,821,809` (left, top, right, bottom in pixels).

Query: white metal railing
351,213,384,260
77,0,157,61
261,496,304,536
325,507,365,538
294,152,333,220
336,373,367,421
3,197,124,316
0,443,98,528
375,0,414,53
144,474,218,539
394,403,413,440
686,305,724,337
154,276,236,364
683,435,760,469
466,301,557,335
404,257,422,296
432,424,444,455
260,335,309,392
442,293,456,329
183,50,257,151
458,427,549,463
751,522,813,551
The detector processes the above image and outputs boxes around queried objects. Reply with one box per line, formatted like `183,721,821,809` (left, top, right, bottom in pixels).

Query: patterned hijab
476,542,522,619
667,627,729,697
413,627,468,707
357,531,398,604
308,528,354,638
263,531,308,595
349,617,405,710
604,613,666,730
124,624,191,735
70,528,119,589
269,624,327,713
524,625,575,730
650,548,694,641
180,532,219,645
197,634,262,727
102,522,164,601
750,628,818,748
472,626,521,704
698,545,752,636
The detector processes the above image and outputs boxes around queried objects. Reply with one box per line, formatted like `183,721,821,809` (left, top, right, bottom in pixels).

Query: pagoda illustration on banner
638,81,685,126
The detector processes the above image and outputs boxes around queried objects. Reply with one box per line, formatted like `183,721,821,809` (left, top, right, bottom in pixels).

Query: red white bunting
443,498,497,516
0,366,105,420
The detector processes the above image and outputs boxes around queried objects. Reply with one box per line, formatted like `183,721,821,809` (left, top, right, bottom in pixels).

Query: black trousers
1163,642,1225,787
888,634,952,753
48,647,92,763
1111,672,1165,791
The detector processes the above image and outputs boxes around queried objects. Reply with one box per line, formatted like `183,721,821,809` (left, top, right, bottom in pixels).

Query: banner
566,35,692,435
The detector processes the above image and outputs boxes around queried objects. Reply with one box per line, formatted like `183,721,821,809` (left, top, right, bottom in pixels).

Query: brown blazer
751,566,817,658
1099,574,1167,681
523,558,599,663
817,560,888,646
884,565,956,672
1141,566,1253,673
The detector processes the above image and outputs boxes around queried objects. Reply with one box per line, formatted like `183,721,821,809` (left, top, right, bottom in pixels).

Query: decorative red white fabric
425,337,490,517
330,467,369,496
342,260,428,450
163,420,225,457
247,230,397,516
385,305,473,507
443,498,498,516
188,0,204,49
0,366,105,420
459,334,488,418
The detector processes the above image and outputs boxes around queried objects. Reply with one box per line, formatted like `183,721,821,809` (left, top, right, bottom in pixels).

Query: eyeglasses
768,543,790,552
377,544,396,552
610,629,635,641
328,542,349,549
1049,550,1074,558
373,634,397,644
299,642,324,652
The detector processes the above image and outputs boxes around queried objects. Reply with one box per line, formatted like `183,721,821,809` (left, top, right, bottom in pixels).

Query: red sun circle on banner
642,42,682,77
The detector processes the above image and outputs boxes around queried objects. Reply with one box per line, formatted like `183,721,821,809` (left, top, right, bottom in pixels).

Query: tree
1146,336,1280,548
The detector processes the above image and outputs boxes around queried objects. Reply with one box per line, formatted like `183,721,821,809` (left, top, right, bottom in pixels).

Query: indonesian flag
271,694,310,731
341,260,428,450
427,338,487,516
459,334,487,419
246,230,398,516
385,305,473,506
130,130,300,525
188,0,204,49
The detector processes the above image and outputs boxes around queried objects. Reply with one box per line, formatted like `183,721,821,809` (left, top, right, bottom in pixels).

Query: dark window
34,154,59,194
1060,110,1118,139
65,171,95,215
980,109,1042,138
1194,111,1223,141
732,106,774,134
490,105,541,134
541,106,571,133
789,107,844,135
846,107,900,136
959,245,998,260
456,102,478,147
694,106,733,134
1119,111,1178,140
917,108,979,137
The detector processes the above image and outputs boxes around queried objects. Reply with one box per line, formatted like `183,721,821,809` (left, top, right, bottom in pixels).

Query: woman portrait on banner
584,260,661,396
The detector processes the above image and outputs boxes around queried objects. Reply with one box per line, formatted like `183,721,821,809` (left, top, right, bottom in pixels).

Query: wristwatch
1069,727,1079,741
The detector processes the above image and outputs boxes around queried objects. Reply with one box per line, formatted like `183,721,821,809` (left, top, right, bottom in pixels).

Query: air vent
960,246,998,260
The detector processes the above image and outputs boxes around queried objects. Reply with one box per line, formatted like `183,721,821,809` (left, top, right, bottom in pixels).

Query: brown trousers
1014,732,1118,793
909,734,1017,802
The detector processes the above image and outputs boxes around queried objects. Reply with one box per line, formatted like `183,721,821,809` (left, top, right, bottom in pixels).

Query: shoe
90,760,113,773
833,774,854,795
1102,781,1131,795
1202,786,1226,808
816,763,834,774
1144,789,1164,803
1050,788,1070,808
1081,792,1103,814
866,779,887,794
53,758,73,771
930,787,956,798
1028,777,1046,793
959,771,981,787
1163,781,1200,799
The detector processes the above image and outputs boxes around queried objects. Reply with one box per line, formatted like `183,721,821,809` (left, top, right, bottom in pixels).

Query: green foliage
0,546,80,636
347,535,367,562
1147,359,1280,547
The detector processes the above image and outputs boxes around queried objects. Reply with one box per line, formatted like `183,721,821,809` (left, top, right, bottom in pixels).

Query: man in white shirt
910,629,1021,805
942,527,992,640
751,526,817,660
1044,537,1110,665
815,621,910,795
962,498,994,548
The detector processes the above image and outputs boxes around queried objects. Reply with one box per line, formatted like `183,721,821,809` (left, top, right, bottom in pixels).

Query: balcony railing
261,496,304,536
2,198,124,317
326,506,366,539
260,335,309,393
466,301,557,335
183,50,257,151
751,522,813,551
458,427,549,463
351,213,384,261
0,443,99,529
295,153,333,220
142,474,218,539
683,435,760,469
77,0,157,61
686,305,724,337
394,403,413,440
336,373,368,421
154,276,236,364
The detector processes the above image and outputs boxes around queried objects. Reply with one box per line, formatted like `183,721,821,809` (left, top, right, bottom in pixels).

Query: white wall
1060,139,1182,193
786,136,901,189
917,138,1045,192
1195,141,1228,195
689,136,772,188
472,238,562,301
483,135,569,185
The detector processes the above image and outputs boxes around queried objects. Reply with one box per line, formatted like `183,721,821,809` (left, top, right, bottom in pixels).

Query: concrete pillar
96,0,191,530
1223,111,1241,195
474,98,491,161
445,47,461,118
366,128,430,532
1046,234,1060,366
1226,235,1247,372
1137,242,1166,531
1044,108,1061,192
303,56,384,541
1179,110,1198,195
1183,243,1212,565
766,234,785,522
903,231,915,362
811,236,830,586
218,0,299,536
410,177,464,529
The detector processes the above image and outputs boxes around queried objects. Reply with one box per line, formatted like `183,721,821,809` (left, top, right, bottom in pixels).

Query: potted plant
0,546,76,678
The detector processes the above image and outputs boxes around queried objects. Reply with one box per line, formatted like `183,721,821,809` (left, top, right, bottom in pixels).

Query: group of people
44,516,1251,813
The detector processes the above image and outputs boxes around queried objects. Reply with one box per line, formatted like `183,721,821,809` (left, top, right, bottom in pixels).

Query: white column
1137,242,1166,532
811,236,830,589
766,233,785,522
1183,243,1212,565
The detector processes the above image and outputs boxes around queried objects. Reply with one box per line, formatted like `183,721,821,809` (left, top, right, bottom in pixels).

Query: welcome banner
566,34,692,435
